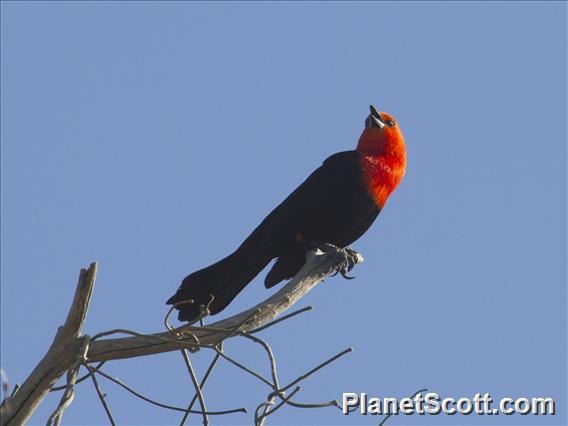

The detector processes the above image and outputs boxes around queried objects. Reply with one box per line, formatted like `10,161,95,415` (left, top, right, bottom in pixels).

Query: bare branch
87,248,361,362
1,263,97,426
62,264,98,339
1,247,363,424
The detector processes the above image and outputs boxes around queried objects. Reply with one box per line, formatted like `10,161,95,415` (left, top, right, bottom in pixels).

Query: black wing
258,150,380,254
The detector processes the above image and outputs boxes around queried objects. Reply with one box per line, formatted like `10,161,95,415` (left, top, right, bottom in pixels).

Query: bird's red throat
357,128,406,208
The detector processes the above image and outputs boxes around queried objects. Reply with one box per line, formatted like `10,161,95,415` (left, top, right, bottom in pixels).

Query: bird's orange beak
365,105,386,130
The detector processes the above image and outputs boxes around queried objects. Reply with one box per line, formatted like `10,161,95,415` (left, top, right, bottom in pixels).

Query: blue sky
1,1,566,425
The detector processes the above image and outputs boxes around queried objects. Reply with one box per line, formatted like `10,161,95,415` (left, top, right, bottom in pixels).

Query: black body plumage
167,150,380,321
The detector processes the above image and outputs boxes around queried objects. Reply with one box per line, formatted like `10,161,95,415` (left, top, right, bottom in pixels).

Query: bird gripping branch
167,105,406,322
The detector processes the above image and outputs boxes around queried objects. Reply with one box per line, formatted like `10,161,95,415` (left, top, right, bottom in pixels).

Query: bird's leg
309,242,361,280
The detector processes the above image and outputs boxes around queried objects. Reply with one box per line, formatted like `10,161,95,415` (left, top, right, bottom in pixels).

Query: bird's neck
357,135,406,208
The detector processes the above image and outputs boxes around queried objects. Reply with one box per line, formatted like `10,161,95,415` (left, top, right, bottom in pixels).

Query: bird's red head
357,105,406,208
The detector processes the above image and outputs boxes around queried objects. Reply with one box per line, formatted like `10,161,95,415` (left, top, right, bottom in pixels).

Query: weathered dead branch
0,247,362,425
87,248,362,362
1,264,97,425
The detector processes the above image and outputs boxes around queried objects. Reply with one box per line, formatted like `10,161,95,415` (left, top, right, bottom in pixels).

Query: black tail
167,228,272,322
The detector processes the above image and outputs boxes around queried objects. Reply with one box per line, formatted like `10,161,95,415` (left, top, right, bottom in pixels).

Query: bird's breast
359,154,406,208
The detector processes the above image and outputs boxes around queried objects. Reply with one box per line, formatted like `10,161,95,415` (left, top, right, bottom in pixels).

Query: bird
167,105,406,321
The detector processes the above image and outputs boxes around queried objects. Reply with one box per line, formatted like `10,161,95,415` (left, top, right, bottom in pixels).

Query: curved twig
92,368,246,416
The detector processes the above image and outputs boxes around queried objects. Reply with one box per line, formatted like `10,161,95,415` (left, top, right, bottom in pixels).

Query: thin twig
239,332,280,389
249,306,313,334
180,350,208,425
82,363,116,425
92,368,245,416
262,346,352,417
256,386,301,425
179,343,223,426
240,331,281,426
258,399,274,425
213,348,273,388
279,347,352,393
236,334,350,423
174,308,261,344
46,367,77,426
50,362,106,392
254,401,273,425
166,296,214,336
164,300,193,332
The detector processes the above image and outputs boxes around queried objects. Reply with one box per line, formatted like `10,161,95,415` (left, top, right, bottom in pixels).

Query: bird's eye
386,120,395,128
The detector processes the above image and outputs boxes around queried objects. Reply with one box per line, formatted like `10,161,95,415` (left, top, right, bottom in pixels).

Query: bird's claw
311,242,361,280
331,246,360,280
